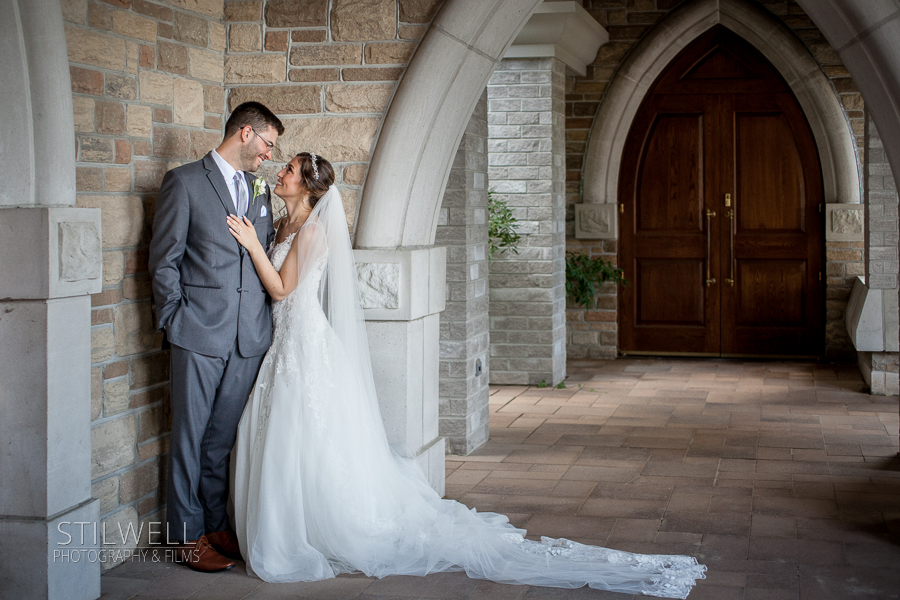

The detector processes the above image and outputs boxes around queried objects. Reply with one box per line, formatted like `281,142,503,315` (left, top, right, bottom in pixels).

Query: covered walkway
101,359,899,600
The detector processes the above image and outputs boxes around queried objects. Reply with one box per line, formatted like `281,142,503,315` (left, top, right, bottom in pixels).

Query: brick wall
64,0,227,567
487,57,568,386
223,0,443,226
436,91,491,455
565,0,866,360
66,0,445,566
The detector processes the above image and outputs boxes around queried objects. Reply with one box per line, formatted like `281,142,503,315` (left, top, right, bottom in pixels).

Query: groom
149,101,284,571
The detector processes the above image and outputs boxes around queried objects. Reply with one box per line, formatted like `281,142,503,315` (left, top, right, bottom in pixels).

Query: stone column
0,1,102,598
435,91,490,455
355,247,447,495
848,115,899,395
487,57,567,386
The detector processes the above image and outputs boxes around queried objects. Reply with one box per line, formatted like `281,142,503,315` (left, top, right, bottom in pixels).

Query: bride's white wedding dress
231,187,705,598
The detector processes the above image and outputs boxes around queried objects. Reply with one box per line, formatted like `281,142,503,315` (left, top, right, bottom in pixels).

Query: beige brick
139,71,175,105
190,130,221,159
225,0,262,21
96,101,126,135
91,367,102,420
399,24,427,40
204,84,225,113
105,168,132,192
275,116,379,162
174,11,208,46
80,137,115,163
399,0,441,23
229,23,261,52
134,160,167,192
113,11,157,42
209,21,227,52
138,404,170,442
73,96,95,132
91,326,115,364
119,460,160,503
265,30,290,52
91,476,119,515
100,507,139,569
126,41,140,75
365,42,415,64
225,54,286,84
292,29,327,43
153,126,192,159
130,353,169,389
91,414,137,478
174,78,205,126
126,104,153,138
290,44,361,66
115,302,163,357
77,167,104,192
229,85,320,114
106,74,138,100
331,0,395,42
65,25,126,70
289,67,340,82
325,83,392,113
340,188,357,229
266,0,326,27
342,67,403,81
103,251,125,286
61,0,88,25
161,0,224,19
103,377,131,416
158,41,189,75
189,47,225,82
76,195,145,248
343,164,366,185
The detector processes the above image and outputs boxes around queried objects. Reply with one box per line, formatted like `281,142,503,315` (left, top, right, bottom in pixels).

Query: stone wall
860,114,899,395
436,91,490,455
63,0,227,568
565,0,866,360
487,57,568,386
66,0,447,567
224,0,444,226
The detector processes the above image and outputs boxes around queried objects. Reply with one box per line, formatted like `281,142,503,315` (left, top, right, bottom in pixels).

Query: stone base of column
0,499,100,600
858,351,900,396
356,247,447,495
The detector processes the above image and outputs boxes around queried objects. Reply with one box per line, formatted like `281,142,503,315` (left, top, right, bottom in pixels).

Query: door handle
706,209,716,287
724,208,734,286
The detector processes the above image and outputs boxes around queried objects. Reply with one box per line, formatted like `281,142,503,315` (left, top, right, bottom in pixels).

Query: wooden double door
618,27,824,357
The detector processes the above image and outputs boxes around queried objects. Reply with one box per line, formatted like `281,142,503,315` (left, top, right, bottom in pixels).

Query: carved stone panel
575,203,617,239
356,262,400,309
59,222,102,282
825,203,864,241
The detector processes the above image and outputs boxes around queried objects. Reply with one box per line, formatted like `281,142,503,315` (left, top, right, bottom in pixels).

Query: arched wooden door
618,27,824,357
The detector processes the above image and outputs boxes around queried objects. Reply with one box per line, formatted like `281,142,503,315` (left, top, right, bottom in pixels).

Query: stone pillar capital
354,246,446,321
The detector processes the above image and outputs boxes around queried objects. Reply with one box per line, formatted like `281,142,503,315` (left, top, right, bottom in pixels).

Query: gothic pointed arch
581,0,860,210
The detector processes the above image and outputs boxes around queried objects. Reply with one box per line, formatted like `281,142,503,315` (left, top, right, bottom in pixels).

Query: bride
226,152,706,598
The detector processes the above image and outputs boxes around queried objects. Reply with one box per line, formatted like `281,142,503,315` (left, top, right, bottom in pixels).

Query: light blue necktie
233,172,248,217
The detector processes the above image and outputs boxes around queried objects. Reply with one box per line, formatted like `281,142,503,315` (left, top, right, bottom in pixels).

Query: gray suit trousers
167,342,264,542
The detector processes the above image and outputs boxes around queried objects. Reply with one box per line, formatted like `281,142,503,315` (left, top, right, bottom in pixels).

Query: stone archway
580,0,861,214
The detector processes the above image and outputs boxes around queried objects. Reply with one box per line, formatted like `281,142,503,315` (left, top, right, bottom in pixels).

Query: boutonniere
251,177,267,205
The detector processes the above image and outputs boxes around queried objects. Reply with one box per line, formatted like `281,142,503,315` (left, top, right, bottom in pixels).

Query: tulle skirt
231,314,706,598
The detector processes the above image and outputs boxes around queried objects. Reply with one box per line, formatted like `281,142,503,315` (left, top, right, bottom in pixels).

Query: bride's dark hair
295,152,335,208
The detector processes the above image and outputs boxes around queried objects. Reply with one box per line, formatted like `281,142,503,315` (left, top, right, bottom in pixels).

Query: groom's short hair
224,101,285,140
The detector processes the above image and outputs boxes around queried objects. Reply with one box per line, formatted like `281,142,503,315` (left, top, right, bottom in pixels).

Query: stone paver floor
101,358,900,600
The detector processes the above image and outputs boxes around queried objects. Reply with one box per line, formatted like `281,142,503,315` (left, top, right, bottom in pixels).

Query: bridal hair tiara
310,153,319,181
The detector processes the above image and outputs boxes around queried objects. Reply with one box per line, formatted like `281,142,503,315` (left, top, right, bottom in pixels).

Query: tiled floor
101,358,900,600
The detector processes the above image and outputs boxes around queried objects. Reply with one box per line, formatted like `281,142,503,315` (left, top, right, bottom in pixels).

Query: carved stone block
825,203,864,241
59,221,102,282
356,262,400,309
575,203,617,239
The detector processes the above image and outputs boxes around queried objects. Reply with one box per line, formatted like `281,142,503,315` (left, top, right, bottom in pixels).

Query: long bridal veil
235,185,706,598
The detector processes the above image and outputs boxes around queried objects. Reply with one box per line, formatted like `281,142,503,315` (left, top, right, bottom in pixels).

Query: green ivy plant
488,190,521,260
565,252,627,309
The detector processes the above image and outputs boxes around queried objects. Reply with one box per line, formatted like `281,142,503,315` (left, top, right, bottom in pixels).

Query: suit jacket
149,152,275,358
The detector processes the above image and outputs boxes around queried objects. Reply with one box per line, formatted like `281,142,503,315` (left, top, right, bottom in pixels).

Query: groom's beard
239,144,263,173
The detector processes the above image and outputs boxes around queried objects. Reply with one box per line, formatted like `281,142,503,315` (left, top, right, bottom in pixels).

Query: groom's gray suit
149,152,274,542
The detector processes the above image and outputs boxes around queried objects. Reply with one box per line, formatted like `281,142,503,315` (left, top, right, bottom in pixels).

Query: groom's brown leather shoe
206,529,242,560
175,535,235,572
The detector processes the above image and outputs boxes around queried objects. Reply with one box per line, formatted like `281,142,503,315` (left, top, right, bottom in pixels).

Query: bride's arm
227,215,323,301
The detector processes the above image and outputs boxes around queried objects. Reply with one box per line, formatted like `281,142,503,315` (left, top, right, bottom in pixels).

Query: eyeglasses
249,127,275,150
